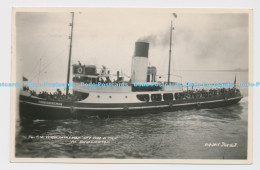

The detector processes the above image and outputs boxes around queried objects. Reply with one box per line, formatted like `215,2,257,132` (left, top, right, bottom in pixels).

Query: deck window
136,94,150,102
73,91,89,100
151,94,162,102
163,93,173,101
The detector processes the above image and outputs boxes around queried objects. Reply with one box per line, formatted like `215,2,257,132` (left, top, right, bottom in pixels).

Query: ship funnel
134,42,149,57
131,42,149,83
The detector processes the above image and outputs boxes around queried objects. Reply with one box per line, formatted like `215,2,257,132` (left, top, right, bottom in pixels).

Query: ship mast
66,12,74,98
168,13,177,84
167,20,173,84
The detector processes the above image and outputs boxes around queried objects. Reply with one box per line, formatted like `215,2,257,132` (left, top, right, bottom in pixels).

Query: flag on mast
22,76,28,81
234,75,237,88
172,13,178,18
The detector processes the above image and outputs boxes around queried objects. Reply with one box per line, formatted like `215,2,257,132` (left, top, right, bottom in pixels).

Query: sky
15,8,249,91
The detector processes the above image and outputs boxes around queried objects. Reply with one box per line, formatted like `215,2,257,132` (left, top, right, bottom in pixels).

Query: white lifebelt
169,102,173,108
70,106,76,113
123,106,129,111
224,97,228,103
77,67,83,74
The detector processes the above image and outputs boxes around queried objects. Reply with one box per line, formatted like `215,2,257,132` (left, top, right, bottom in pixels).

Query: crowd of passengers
175,87,240,100
23,86,240,101
73,76,122,84
23,87,81,101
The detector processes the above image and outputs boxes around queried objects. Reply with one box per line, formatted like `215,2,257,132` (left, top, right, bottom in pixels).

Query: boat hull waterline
19,93,242,119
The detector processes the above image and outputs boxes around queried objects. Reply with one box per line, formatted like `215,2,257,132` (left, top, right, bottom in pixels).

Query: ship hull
19,93,243,120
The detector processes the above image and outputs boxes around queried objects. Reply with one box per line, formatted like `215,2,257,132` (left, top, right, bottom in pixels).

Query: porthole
109,96,112,98
125,96,128,98
97,95,100,98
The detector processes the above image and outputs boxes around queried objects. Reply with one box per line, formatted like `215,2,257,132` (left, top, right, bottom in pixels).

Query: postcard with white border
10,7,253,164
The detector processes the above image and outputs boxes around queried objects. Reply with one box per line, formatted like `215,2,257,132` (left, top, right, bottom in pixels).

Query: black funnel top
134,42,149,58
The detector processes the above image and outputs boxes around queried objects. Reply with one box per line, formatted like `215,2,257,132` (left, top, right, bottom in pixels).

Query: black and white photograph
11,7,252,163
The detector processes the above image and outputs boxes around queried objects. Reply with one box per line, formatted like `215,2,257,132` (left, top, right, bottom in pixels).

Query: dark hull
19,93,243,120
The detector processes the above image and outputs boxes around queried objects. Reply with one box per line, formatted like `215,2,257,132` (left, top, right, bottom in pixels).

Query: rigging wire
26,14,71,80
27,61,40,79
29,46,68,82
